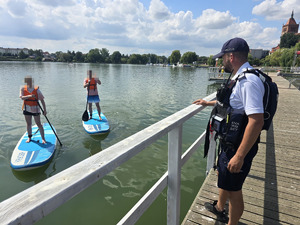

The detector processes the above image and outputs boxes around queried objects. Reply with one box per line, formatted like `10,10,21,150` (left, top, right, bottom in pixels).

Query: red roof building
271,11,299,53
281,11,299,36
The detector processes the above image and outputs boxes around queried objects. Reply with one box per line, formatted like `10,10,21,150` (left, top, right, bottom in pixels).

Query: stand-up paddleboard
82,110,110,134
11,123,57,170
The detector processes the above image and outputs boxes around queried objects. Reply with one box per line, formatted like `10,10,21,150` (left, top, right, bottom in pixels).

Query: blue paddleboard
11,123,57,170
82,110,110,134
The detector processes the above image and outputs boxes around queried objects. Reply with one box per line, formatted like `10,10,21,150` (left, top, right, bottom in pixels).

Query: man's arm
83,79,89,88
193,99,217,106
40,99,47,116
96,78,101,85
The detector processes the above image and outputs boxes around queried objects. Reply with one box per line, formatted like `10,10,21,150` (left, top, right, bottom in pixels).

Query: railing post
206,131,216,175
167,125,182,225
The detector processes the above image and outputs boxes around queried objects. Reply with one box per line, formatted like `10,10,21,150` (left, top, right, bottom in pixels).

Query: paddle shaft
37,101,63,146
86,80,90,110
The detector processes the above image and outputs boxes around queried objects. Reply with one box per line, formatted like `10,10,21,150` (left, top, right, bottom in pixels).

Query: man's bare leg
96,102,102,120
228,190,244,225
88,103,93,119
25,115,32,143
216,188,230,212
34,115,46,144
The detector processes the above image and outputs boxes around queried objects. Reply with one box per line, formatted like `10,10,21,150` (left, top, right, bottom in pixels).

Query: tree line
0,48,209,65
1,33,299,67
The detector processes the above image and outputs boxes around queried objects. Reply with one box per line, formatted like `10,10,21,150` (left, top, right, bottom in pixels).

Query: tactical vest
204,74,248,157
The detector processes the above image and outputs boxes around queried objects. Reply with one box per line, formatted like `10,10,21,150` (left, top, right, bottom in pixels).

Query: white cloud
252,0,300,21
6,0,28,18
0,0,286,56
32,0,75,7
196,9,236,29
149,0,170,20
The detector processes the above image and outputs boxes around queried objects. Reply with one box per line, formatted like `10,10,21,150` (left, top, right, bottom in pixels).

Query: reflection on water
206,82,222,95
83,132,110,156
11,144,63,183
0,62,218,225
12,164,49,184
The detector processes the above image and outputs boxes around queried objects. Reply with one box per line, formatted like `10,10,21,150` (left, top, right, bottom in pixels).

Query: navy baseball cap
213,37,249,59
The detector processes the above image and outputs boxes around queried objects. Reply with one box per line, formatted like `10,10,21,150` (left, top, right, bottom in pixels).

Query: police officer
193,37,264,225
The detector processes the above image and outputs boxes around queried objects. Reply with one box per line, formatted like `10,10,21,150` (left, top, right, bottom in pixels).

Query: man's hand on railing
193,99,217,106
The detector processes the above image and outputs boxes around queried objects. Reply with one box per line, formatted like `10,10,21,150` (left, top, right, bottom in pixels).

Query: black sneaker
204,200,228,223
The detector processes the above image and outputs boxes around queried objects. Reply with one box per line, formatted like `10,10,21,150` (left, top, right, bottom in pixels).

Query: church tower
281,11,299,36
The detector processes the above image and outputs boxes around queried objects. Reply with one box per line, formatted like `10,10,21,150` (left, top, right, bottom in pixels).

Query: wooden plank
182,73,300,225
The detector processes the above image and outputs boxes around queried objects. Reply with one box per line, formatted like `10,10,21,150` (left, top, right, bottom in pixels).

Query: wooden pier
182,73,300,224
208,67,231,83
1,72,299,225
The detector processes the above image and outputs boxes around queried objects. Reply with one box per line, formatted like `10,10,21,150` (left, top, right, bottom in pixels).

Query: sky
0,0,299,57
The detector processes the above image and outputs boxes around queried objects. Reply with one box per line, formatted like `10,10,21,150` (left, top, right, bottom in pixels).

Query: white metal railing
0,93,216,225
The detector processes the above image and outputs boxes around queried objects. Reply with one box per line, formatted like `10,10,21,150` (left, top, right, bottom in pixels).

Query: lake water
0,62,219,225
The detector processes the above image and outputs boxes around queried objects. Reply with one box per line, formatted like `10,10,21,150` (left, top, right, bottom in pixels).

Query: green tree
58,52,73,62
169,50,181,64
294,43,300,66
158,55,167,64
111,51,122,63
248,54,261,66
180,51,198,64
147,53,158,64
74,51,85,62
100,48,110,63
86,48,102,63
280,33,300,48
141,54,149,64
280,48,295,67
121,54,129,64
128,54,143,64
263,50,282,66
207,55,215,66
18,50,27,59
197,56,208,65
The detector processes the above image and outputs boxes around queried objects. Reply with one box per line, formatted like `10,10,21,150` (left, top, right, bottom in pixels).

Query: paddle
37,101,63,146
82,79,90,122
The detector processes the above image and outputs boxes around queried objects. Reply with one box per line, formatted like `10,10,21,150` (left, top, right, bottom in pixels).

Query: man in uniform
193,37,264,225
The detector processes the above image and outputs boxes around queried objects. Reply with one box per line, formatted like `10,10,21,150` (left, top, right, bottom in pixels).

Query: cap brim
213,52,224,59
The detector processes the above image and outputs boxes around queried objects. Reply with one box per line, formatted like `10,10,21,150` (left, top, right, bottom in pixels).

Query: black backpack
245,69,279,130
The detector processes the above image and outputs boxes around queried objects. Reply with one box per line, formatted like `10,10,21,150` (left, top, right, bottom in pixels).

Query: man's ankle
215,203,224,212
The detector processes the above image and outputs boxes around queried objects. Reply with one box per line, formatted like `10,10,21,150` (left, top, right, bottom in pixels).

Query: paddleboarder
83,70,102,120
20,76,47,144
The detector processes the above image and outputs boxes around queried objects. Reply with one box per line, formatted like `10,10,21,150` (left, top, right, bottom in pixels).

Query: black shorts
217,143,258,191
23,111,40,116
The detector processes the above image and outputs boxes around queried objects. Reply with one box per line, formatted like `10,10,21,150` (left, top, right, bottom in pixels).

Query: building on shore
271,11,300,53
281,11,299,36
250,49,269,59
0,47,29,55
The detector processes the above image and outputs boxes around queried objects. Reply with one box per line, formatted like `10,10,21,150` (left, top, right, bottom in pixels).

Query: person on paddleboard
83,70,102,120
20,76,47,144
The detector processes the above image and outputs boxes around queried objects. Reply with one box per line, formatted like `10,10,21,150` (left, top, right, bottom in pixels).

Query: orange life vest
23,85,39,107
86,78,97,91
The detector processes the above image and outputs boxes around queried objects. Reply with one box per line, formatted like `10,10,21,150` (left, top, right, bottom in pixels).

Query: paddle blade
82,110,89,121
